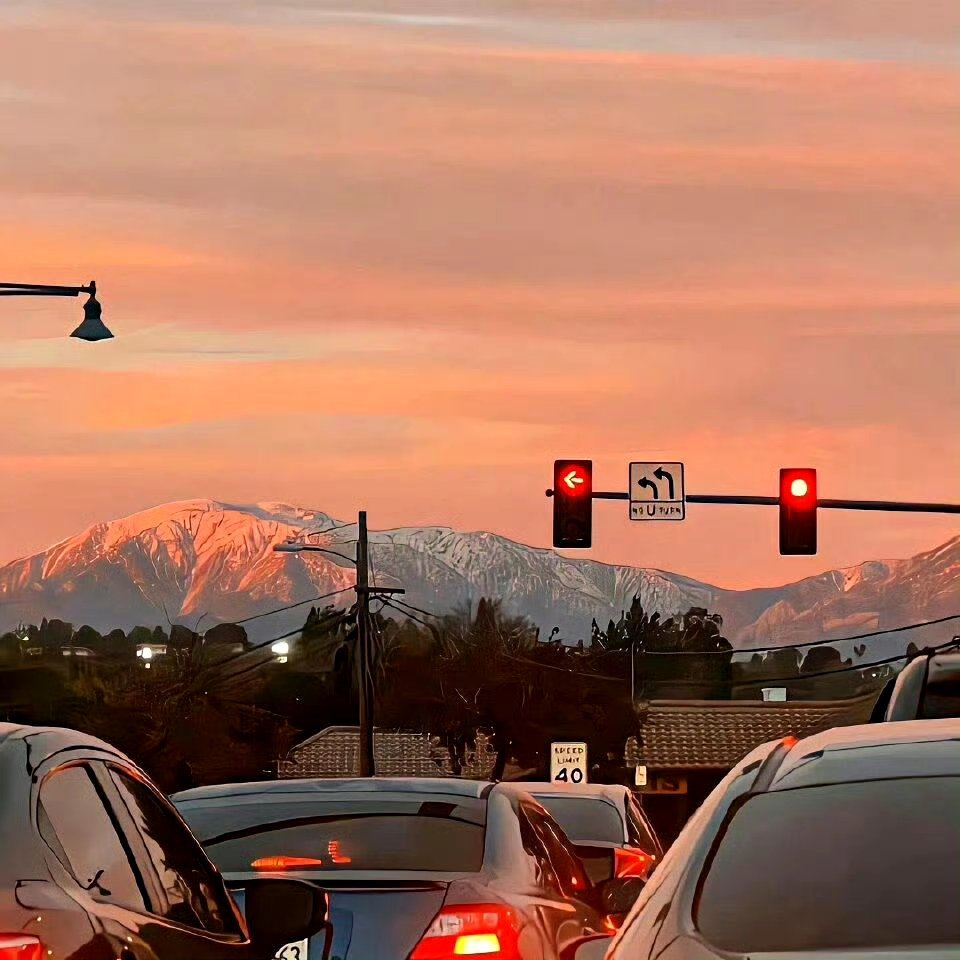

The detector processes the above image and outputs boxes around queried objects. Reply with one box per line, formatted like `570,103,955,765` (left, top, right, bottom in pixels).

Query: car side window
107,766,238,935
526,807,590,899
38,763,148,912
517,804,564,896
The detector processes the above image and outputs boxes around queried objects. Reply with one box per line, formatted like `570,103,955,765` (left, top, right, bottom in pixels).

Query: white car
567,718,960,960
526,783,663,888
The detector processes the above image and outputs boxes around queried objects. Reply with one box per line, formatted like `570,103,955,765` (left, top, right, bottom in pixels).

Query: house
624,692,879,843
278,726,455,779
278,726,499,779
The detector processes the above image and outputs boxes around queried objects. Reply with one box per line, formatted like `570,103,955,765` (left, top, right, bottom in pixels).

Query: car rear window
695,777,960,951
178,797,487,874
921,675,960,719
532,795,624,844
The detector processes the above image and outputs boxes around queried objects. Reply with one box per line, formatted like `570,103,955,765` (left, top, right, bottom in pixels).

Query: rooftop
277,726,496,780
626,692,879,770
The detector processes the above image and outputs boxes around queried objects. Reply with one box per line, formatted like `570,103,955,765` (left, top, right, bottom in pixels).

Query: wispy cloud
1,0,957,587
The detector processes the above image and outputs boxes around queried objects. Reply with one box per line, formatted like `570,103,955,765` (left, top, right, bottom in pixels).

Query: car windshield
695,776,960,951
532,795,624,844
178,797,487,874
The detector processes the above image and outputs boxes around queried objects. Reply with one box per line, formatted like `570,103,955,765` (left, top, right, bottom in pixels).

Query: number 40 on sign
551,742,588,785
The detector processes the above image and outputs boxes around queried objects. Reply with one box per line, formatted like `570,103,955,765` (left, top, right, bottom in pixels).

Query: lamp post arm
0,281,95,297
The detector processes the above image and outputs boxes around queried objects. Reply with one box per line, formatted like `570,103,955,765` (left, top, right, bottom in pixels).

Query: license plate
276,940,308,960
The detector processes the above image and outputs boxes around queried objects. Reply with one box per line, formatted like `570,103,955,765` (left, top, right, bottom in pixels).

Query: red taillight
409,904,519,960
614,847,654,879
0,936,43,960
328,840,352,864
251,855,324,870
602,915,623,933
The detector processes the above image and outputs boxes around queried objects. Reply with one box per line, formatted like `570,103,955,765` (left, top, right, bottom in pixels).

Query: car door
34,754,254,960
91,759,255,960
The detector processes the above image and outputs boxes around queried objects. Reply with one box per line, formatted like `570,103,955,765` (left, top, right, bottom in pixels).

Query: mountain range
1,500,957,655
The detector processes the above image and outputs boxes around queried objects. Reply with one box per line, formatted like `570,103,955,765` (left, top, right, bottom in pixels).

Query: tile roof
278,726,497,779
625,693,879,770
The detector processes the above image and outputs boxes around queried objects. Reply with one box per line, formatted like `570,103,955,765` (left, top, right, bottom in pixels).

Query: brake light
614,847,654,879
0,936,43,960
328,840,352,864
251,855,324,870
410,905,519,960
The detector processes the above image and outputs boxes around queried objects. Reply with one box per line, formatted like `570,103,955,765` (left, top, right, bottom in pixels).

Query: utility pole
274,511,405,778
356,511,375,777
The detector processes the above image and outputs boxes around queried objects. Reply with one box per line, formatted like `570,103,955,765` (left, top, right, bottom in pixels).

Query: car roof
0,723,23,746
0,722,131,760
522,781,630,803
769,718,960,790
172,776,496,804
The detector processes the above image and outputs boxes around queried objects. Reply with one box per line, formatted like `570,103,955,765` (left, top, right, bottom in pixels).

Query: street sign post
550,742,588,784
630,462,685,521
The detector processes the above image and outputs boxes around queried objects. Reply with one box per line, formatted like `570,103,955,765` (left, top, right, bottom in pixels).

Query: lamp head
71,282,114,341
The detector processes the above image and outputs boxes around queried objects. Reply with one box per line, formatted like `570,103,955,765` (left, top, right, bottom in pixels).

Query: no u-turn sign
550,742,588,784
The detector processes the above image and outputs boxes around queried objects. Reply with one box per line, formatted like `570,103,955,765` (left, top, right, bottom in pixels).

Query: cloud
1,1,957,586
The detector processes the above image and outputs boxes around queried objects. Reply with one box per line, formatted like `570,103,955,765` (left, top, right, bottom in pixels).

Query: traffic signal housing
780,468,817,555
553,460,593,548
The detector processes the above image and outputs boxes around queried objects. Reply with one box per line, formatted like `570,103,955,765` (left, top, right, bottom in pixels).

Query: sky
1,0,958,589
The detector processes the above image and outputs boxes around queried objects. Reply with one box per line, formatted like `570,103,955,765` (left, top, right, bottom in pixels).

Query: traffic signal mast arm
546,490,960,513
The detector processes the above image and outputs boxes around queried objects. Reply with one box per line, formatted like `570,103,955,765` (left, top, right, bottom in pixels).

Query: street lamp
0,280,113,341
273,542,357,564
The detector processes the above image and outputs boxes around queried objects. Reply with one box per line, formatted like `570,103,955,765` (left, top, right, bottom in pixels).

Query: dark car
525,784,662,888
173,777,640,960
566,718,960,960
0,723,327,960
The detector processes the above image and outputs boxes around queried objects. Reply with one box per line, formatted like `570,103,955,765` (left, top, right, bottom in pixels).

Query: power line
583,612,960,657
385,596,437,621
380,598,433,630
232,586,353,625
300,520,358,541
207,606,352,686
501,638,960,689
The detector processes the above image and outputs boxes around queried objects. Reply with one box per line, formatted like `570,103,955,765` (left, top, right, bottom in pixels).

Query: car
565,718,960,960
0,723,328,960
871,647,960,722
524,783,663,888
173,777,643,960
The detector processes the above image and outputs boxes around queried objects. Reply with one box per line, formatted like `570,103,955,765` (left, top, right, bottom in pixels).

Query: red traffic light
556,462,591,497
780,468,817,555
553,460,593,548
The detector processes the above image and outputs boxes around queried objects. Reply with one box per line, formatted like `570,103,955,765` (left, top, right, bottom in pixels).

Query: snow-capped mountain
0,499,956,652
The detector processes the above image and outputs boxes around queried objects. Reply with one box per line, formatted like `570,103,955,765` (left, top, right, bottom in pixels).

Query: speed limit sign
551,742,588,785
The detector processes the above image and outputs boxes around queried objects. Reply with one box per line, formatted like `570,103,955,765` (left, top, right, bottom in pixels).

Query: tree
591,598,733,699
377,599,541,778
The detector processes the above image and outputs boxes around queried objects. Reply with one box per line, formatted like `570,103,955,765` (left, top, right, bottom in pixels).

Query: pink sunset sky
1,0,958,589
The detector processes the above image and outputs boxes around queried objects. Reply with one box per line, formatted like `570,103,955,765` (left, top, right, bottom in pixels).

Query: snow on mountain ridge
1,501,956,650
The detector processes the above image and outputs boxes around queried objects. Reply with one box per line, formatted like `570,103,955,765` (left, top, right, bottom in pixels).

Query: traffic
4,655,959,960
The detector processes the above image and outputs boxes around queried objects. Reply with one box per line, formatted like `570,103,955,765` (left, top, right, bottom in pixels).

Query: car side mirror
560,934,612,960
599,876,646,916
243,878,329,954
